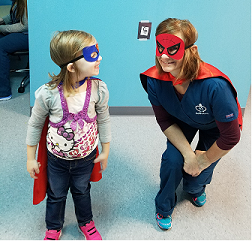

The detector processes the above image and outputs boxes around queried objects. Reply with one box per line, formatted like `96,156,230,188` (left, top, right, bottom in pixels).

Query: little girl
26,30,111,240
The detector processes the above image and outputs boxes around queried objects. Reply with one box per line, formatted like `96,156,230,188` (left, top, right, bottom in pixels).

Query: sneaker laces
156,213,163,219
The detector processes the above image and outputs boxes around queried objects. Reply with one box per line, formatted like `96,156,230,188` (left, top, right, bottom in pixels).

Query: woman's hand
195,150,212,173
0,18,5,25
183,150,212,177
27,159,41,179
183,152,201,177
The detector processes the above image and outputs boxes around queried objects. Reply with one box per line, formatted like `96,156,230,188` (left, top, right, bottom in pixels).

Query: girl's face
156,32,184,78
74,41,102,80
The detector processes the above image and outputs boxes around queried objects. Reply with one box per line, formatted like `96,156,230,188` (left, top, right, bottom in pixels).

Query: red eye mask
156,33,192,60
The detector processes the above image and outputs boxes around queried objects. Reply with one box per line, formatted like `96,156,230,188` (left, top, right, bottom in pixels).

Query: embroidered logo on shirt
195,103,209,115
226,113,234,119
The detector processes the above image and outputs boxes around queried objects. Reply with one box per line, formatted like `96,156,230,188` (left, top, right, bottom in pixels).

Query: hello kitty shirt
26,78,111,160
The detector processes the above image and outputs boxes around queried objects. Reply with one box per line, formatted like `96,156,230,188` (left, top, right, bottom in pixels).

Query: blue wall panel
28,0,251,107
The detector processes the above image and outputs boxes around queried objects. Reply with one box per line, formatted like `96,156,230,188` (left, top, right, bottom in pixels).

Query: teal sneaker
156,213,172,230
192,192,206,207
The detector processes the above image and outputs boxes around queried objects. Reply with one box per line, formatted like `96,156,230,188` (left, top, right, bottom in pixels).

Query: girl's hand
93,152,108,173
94,142,110,173
27,159,41,179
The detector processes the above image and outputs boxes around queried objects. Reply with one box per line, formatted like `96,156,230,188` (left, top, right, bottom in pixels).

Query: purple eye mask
60,43,99,68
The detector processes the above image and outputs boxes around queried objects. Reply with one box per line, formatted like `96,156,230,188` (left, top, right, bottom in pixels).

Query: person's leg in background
0,32,28,100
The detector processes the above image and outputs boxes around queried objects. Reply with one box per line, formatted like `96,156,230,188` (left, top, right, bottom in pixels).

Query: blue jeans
46,149,97,230
155,120,220,217
0,32,28,97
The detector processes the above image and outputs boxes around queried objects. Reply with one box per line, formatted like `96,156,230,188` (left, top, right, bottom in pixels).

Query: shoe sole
157,221,172,231
0,96,12,101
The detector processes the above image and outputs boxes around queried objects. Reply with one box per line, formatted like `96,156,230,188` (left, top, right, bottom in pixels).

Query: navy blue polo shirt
147,76,238,130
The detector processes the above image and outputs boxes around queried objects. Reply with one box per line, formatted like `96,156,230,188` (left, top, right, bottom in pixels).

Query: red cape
140,62,243,130
33,117,102,205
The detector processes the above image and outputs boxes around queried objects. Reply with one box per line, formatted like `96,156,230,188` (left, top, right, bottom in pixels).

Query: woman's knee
160,152,184,182
162,145,184,169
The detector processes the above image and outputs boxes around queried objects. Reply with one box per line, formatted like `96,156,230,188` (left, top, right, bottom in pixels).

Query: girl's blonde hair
155,18,203,81
48,30,95,94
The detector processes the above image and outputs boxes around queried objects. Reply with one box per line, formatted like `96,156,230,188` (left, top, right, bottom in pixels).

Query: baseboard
109,106,154,115
241,107,245,116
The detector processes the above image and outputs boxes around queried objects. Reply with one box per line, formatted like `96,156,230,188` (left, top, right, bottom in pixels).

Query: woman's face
156,32,184,78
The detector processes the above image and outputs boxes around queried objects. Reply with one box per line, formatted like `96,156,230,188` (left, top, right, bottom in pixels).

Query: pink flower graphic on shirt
80,141,90,152
89,135,96,145
69,149,81,158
